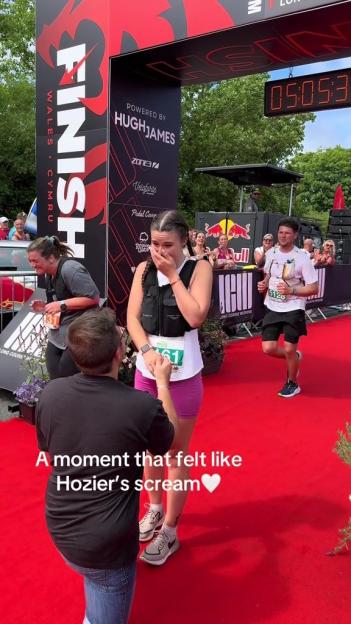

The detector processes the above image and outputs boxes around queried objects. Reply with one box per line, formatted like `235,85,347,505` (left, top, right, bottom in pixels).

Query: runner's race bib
268,288,287,302
44,312,61,329
149,336,185,369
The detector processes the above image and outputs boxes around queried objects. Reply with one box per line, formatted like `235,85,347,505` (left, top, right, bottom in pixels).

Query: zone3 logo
131,157,160,169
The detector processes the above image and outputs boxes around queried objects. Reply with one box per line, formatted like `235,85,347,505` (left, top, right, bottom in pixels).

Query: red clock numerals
286,81,297,109
270,84,282,111
318,77,331,105
265,70,351,116
301,80,314,106
335,74,348,103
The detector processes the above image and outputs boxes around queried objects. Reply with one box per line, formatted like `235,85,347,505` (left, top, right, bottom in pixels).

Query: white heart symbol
201,473,221,493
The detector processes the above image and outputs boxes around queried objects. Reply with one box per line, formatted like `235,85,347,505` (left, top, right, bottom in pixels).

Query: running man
257,218,318,398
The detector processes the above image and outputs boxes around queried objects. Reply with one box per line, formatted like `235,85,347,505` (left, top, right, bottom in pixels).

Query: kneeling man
36,308,179,624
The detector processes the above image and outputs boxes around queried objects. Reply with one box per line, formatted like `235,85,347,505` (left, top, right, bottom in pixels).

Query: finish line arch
36,0,351,319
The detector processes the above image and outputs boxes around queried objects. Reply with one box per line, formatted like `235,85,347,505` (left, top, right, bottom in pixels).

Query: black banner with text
211,265,351,321
36,1,109,295
108,68,181,322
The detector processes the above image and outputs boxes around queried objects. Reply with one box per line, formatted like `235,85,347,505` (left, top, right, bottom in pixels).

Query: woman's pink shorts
134,370,203,420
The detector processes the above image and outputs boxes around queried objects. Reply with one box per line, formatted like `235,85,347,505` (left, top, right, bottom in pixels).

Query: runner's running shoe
278,380,301,398
140,530,180,565
139,504,165,542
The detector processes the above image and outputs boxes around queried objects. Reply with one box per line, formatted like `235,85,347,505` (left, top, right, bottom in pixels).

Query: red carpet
1,315,351,623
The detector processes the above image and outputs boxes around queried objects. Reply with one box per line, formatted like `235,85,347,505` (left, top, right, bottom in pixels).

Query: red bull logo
205,222,225,237
205,219,251,240
227,222,250,240
234,248,249,264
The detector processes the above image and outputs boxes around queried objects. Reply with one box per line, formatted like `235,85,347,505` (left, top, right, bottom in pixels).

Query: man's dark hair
67,308,120,375
278,217,300,233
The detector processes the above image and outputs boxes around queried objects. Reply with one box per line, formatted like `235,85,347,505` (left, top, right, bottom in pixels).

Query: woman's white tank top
135,259,203,381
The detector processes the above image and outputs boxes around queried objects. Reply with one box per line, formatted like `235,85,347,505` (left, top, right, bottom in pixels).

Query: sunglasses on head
118,326,127,343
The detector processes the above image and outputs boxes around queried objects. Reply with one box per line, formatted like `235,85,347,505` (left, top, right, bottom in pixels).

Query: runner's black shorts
261,308,307,344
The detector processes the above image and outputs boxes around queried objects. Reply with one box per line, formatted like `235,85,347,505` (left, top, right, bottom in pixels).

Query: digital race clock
264,68,351,116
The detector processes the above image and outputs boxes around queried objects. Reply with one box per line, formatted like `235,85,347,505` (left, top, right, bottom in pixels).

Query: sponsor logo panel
205,219,251,240
265,0,342,19
133,181,157,196
218,272,253,317
131,158,160,170
307,267,326,303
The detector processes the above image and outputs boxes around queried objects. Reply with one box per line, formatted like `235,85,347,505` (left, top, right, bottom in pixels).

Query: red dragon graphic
37,0,235,116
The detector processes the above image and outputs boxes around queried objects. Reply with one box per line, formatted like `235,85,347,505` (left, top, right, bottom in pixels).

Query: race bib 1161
150,336,185,369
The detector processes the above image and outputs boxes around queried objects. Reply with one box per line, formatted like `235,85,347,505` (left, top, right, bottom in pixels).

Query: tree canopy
0,2,320,225
0,0,35,218
0,0,34,77
289,146,351,215
179,77,314,224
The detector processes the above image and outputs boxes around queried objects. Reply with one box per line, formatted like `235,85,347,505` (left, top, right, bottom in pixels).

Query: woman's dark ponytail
28,236,74,259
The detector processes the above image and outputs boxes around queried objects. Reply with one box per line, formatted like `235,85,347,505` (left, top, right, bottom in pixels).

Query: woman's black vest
141,260,197,337
45,257,76,304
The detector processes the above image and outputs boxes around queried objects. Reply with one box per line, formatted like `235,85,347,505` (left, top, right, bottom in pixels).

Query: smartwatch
140,343,154,355
59,300,68,312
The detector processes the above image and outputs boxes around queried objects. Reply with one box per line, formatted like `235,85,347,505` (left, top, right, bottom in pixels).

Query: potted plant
14,325,49,424
14,377,48,424
199,316,227,376
329,423,351,555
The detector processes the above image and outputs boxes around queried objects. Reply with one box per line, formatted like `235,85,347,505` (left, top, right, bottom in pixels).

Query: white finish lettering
58,216,85,258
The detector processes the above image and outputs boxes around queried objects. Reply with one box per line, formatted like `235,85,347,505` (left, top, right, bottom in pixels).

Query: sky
270,57,351,153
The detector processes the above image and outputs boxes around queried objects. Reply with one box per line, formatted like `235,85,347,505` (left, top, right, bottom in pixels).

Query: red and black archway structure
36,0,351,319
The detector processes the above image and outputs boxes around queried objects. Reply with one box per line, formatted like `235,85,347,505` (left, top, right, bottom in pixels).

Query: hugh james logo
133,181,157,197
115,112,175,145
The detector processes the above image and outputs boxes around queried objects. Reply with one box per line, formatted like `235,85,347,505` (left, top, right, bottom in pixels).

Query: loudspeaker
299,221,322,248
328,237,351,254
329,215,351,225
336,253,351,265
328,224,351,234
330,209,351,217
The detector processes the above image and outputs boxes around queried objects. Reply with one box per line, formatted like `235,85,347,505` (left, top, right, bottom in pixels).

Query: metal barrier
0,270,38,333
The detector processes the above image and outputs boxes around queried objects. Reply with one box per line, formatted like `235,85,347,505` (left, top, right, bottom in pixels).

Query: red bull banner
196,213,255,265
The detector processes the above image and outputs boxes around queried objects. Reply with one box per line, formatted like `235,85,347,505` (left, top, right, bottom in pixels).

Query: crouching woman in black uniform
28,236,99,379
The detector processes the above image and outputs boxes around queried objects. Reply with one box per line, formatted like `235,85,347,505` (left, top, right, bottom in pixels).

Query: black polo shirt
36,374,174,569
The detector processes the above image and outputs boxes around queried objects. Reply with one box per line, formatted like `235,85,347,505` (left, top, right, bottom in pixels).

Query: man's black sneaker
278,380,301,398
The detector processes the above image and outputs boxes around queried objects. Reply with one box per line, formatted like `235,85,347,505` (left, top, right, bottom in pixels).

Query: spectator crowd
0,212,30,241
